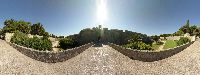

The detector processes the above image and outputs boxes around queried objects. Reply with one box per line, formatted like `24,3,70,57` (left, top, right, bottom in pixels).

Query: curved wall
109,41,194,62
9,42,94,63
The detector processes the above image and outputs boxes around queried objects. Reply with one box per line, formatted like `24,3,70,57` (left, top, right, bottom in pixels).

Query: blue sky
0,0,200,36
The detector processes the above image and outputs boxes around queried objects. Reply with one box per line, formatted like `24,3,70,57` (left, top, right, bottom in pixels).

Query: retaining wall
109,41,195,62
9,42,94,63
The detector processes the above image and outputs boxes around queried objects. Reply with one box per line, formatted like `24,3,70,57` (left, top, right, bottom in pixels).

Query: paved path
0,39,200,74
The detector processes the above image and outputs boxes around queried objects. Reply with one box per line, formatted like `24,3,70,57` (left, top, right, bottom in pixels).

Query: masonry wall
9,42,94,63
109,41,195,62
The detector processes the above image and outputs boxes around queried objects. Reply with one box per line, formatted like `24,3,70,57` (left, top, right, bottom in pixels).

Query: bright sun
97,0,108,25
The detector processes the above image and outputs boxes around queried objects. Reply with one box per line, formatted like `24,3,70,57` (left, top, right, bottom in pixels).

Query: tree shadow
93,43,103,47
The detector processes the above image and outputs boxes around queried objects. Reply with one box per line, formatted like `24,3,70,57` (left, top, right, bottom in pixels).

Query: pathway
0,39,200,74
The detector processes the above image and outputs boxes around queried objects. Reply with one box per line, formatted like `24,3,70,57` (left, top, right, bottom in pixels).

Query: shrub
11,31,52,51
11,31,29,46
123,42,152,50
137,42,152,50
29,36,52,51
59,37,76,50
177,37,190,46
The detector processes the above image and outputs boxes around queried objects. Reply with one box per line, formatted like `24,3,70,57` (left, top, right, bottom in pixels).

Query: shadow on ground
93,43,103,47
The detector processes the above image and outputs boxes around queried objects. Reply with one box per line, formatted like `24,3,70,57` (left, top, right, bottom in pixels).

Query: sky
0,0,200,36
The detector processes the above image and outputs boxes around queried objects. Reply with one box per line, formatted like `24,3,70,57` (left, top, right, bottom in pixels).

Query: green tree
59,37,75,50
179,20,190,34
152,35,160,43
16,20,31,34
30,23,45,35
2,19,31,34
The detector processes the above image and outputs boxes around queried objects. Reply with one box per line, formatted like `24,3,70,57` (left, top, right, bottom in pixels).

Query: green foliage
123,41,152,50
11,31,29,46
174,30,184,36
2,19,31,34
11,31,52,51
123,34,152,50
160,34,171,37
30,23,49,37
177,37,190,46
151,35,160,43
2,19,49,38
59,37,77,50
175,20,200,36
29,37,52,50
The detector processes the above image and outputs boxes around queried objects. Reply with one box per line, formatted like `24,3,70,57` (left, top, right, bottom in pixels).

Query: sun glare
97,0,108,25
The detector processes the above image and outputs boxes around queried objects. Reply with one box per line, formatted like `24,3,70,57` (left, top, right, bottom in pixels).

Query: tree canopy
2,19,49,37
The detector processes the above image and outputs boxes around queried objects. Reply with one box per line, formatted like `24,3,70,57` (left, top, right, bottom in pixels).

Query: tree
16,20,31,34
2,19,31,34
30,23,45,36
59,37,75,50
152,35,160,43
179,20,190,34
190,25,198,35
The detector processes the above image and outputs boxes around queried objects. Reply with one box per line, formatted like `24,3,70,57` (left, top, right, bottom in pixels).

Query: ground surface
163,40,177,49
0,39,200,75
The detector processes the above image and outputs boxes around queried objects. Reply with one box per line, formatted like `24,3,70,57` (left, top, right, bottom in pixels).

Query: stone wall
8,42,94,63
109,41,195,62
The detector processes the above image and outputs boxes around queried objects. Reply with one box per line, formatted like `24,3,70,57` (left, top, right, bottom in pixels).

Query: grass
163,40,177,49
152,42,163,50
152,44,161,50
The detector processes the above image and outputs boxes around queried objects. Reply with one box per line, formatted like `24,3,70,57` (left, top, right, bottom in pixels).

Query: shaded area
93,43,103,47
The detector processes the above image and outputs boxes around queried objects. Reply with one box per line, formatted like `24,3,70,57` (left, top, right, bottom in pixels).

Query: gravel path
158,41,166,50
0,39,200,75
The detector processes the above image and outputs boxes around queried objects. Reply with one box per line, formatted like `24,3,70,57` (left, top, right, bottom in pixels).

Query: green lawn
163,40,177,49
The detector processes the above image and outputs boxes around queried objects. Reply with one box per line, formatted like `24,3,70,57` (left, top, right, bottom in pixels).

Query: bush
11,31,52,51
123,42,152,50
59,37,76,50
177,37,190,46
29,37,52,51
11,31,29,46
137,42,152,50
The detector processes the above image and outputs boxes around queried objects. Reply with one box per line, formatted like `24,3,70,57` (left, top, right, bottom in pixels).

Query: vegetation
177,37,190,46
11,31,52,51
174,20,200,36
163,40,177,49
160,34,171,40
75,26,147,45
2,19,49,37
151,35,160,43
3,19,31,34
152,43,161,50
123,34,152,50
59,37,78,50
2,19,196,51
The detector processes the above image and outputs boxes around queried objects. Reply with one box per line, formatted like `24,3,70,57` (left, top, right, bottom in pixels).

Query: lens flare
97,0,108,25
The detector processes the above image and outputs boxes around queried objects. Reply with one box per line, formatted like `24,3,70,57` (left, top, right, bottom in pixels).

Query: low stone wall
9,42,94,63
109,41,195,62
